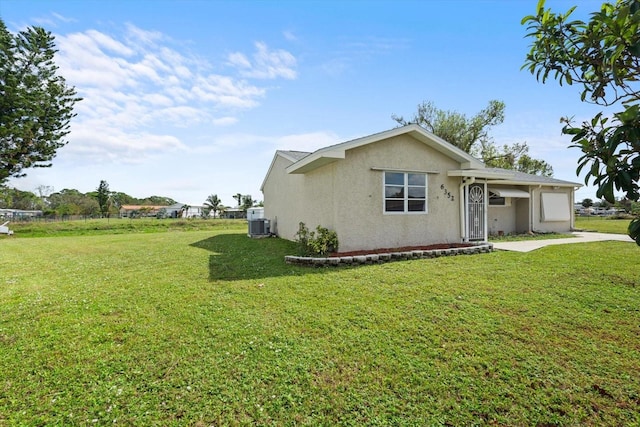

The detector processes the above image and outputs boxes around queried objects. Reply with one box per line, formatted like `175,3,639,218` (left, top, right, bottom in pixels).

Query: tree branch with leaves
393,100,553,176
241,195,254,212
522,0,640,244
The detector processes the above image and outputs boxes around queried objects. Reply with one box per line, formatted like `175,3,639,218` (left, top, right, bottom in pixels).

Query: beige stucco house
261,125,581,253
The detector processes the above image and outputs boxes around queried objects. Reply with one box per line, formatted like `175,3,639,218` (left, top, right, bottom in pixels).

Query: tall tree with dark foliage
0,19,81,184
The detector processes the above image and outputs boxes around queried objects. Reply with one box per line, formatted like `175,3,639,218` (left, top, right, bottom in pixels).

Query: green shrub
294,222,339,256
309,225,339,255
294,222,312,256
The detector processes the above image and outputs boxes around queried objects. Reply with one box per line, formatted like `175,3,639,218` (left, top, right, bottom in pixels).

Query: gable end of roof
285,124,484,174
261,150,309,191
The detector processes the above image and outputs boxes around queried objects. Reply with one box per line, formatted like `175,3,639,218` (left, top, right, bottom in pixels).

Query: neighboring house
220,207,246,219
120,203,210,218
119,205,168,218
164,203,185,218
261,124,581,253
182,205,208,218
0,209,43,219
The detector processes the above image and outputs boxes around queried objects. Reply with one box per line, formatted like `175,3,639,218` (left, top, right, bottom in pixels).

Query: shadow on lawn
190,233,326,281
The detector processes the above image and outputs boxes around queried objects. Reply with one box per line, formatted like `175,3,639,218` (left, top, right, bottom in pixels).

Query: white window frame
383,171,428,214
488,192,511,207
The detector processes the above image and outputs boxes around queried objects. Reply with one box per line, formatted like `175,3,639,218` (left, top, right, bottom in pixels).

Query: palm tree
204,194,222,218
241,195,254,212
233,193,243,207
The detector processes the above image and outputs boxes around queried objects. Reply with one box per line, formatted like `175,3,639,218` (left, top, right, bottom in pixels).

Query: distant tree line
0,184,176,217
0,182,264,219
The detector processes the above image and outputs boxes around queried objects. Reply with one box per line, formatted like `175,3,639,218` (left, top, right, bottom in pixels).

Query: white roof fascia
286,149,345,174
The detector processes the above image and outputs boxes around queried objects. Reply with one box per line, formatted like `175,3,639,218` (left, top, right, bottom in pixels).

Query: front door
467,183,485,241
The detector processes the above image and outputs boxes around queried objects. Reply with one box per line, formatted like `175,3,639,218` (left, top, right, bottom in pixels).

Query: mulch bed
330,243,475,257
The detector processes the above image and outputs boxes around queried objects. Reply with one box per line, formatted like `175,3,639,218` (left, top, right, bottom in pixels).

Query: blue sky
2,0,605,206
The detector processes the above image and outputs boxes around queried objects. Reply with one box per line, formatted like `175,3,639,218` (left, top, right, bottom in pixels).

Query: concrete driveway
492,232,635,253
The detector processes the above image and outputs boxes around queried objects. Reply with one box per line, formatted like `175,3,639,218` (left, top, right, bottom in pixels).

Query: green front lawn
0,223,638,425
2,217,247,238
575,216,632,234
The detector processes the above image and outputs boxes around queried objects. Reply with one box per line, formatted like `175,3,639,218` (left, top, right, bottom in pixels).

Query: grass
489,232,575,242
0,221,639,425
575,216,632,234
1,217,247,238
489,217,633,242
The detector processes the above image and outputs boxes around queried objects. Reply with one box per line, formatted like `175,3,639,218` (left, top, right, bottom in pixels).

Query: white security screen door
467,183,485,241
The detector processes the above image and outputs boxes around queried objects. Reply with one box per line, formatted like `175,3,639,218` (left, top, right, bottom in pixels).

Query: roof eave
486,179,582,187
286,150,345,174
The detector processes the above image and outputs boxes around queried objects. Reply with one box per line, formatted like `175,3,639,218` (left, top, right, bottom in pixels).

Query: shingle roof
483,168,581,186
278,150,311,161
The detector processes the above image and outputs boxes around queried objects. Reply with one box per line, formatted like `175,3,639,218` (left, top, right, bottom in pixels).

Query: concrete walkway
492,232,634,253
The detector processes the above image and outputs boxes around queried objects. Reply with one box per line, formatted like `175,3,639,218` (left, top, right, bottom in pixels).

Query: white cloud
321,58,349,78
229,41,297,80
85,29,135,56
188,131,340,157
321,36,410,77
142,93,174,108
52,13,75,23
251,42,297,79
57,34,133,88
342,36,411,56
228,52,251,69
124,23,164,46
283,30,297,42
149,106,209,126
192,74,265,108
67,126,186,163
212,117,238,126
50,24,297,165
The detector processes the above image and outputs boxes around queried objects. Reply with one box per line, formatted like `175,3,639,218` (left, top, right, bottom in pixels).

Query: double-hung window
384,171,427,213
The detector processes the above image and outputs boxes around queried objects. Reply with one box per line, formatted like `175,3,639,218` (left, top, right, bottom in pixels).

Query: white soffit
488,187,530,198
